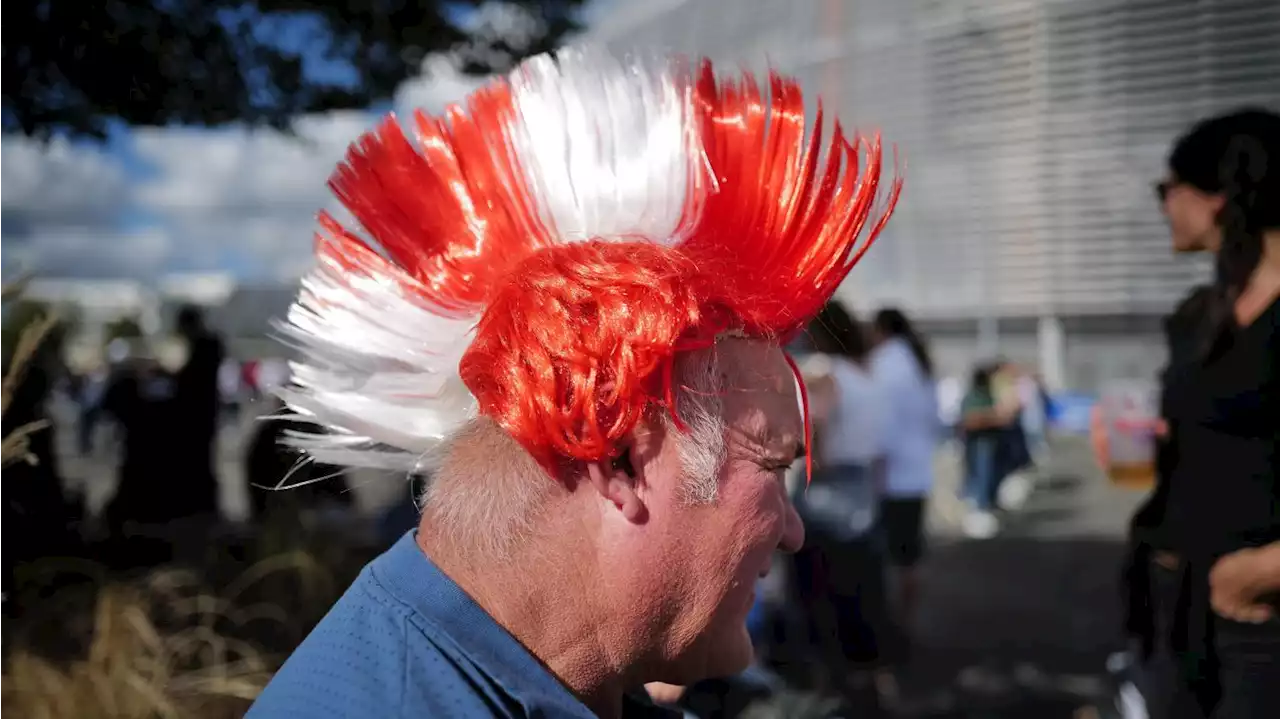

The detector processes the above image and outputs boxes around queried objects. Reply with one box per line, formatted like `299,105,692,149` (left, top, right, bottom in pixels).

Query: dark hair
873,307,933,378
808,301,871,363
1168,108,1280,354
176,304,204,334
970,363,994,393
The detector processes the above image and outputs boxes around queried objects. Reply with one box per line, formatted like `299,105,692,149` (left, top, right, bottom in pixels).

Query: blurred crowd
661,303,1059,714
2,305,371,594
3,293,1057,715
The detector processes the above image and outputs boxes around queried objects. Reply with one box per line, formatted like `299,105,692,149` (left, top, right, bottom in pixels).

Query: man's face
645,339,805,682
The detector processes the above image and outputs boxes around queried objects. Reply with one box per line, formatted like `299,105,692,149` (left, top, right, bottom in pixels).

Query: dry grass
1,276,58,468
2,551,336,719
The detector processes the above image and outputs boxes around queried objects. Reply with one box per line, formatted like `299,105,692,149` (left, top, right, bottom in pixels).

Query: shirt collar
371,531,597,718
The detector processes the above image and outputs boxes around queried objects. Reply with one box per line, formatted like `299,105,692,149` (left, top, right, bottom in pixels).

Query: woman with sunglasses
1117,109,1280,719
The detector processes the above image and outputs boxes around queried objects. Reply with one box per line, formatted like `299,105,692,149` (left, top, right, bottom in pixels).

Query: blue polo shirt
248,532,675,718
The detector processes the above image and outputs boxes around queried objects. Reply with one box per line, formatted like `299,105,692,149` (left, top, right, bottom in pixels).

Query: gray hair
420,345,728,558
418,417,553,560
666,344,727,503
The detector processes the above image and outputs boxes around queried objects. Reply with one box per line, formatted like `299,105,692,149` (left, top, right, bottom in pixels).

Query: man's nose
778,497,805,553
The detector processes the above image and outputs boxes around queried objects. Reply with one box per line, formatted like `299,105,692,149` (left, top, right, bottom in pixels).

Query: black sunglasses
1154,179,1180,202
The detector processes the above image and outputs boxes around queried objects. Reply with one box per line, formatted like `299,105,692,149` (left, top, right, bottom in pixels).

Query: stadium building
589,0,1280,391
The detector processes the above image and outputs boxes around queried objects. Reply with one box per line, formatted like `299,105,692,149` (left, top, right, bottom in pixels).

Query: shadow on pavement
1034,474,1086,495
901,533,1128,717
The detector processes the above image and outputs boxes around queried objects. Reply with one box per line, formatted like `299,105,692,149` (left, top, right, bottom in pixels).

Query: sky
0,0,643,285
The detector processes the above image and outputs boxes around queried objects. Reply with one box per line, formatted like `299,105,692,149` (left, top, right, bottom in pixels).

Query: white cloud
131,111,373,215
158,210,323,281
0,3,561,282
0,56,478,281
1,135,130,224
394,54,487,115
121,112,369,281
2,226,171,278
1,124,347,280
124,56,485,281
0,133,162,279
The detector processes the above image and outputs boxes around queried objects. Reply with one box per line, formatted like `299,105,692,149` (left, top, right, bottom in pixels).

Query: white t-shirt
819,357,887,466
1018,374,1046,436
219,359,242,400
870,338,940,498
937,375,964,428
256,358,290,393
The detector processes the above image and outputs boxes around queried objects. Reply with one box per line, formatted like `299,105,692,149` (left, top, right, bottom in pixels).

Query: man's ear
585,441,648,524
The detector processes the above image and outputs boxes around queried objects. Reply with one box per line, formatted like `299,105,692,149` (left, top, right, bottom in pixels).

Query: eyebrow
734,425,803,462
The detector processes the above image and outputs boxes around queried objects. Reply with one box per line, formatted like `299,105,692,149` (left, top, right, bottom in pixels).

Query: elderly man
248,48,899,718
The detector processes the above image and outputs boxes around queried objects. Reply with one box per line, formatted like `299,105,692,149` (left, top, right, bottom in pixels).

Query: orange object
1093,385,1159,490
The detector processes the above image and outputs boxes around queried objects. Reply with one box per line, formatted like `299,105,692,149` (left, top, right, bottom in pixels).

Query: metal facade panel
593,0,1280,319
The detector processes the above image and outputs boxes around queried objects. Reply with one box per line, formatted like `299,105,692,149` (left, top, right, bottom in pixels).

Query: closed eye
762,459,797,474
764,445,805,473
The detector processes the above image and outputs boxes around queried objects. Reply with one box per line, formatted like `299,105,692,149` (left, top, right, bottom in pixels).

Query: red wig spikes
458,63,901,472
686,61,902,341
278,49,901,477
326,83,552,314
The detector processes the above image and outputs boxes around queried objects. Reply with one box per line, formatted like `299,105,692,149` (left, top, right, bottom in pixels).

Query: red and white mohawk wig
278,47,901,475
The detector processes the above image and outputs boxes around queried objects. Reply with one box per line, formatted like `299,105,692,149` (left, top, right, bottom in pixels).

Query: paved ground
900,439,1148,718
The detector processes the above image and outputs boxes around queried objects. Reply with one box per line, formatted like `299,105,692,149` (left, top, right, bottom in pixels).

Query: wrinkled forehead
719,338,804,455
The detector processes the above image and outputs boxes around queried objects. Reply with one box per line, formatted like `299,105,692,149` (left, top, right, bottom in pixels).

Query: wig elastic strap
782,351,813,486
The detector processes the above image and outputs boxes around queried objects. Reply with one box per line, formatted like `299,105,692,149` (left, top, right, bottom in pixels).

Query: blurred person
255,357,290,398
218,356,243,422
1019,371,1051,465
100,354,184,537
1100,288,1207,719
628,579,790,716
644,683,689,708
2,319,82,599
868,307,939,637
241,357,262,401
170,305,224,521
244,358,360,528
1208,541,1280,626
248,50,901,718
76,362,109,455
82,341,135,458
100,324,222,559
1103,109,1280,719
106,337,131,365
990,361,1034,511
793,302,895,700
243,395,354,524
936,374,965,438
376,473,430,549
957,363,1012,539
